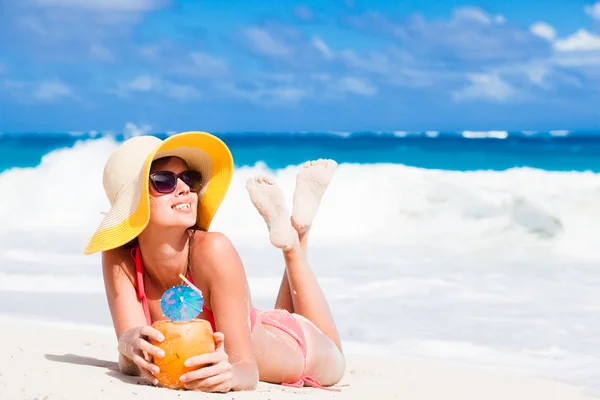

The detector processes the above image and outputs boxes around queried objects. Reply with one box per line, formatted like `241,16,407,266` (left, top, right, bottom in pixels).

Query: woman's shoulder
189,230,241,274
101,246,137,285
190,230,236,253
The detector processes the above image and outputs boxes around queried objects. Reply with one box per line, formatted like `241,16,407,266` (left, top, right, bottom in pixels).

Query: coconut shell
149,319,215,389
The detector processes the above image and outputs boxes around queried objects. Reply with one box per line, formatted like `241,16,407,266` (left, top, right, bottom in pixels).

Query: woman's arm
190,232,259,391
102,249,163,379
102,249,147,338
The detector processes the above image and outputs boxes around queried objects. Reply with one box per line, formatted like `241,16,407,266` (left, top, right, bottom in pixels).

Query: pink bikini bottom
203,306,339,391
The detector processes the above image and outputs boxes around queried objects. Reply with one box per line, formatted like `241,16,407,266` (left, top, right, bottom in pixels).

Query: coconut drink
149,275,215,389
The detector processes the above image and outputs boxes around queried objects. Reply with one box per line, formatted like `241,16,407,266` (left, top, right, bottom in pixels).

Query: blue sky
1,0,599,133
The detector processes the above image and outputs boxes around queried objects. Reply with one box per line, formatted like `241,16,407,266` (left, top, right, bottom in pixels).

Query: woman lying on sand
84,131,345,392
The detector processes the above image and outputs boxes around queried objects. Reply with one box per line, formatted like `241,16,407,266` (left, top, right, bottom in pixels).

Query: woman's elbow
118,352,141,377
232,363,260,391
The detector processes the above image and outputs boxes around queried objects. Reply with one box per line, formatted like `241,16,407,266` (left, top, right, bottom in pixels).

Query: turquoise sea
2,130,600,172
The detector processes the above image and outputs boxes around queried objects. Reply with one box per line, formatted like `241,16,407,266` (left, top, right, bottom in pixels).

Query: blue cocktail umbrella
160,282,204,322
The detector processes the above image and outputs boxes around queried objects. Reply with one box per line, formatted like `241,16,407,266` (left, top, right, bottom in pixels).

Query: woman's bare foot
246,175,296,251
291,159,338,234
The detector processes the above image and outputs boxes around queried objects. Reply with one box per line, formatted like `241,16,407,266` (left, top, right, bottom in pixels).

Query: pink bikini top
130,246,217,331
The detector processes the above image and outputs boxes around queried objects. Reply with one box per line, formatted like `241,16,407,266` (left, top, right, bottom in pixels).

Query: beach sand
0,317,594,400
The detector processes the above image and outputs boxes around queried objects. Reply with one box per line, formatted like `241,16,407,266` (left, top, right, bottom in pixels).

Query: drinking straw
179,273,203,296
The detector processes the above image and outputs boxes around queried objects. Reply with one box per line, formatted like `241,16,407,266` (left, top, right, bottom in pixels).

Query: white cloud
337,48,451,88
530,22,557,42
492,61,551,87
452,7,504,26
164,83,200,100
348,7,548,65
555,29,600,51
89,44,114,62
312,36,333,59
553,52,600,67
339,50,390,74
15,1,155,64
388,69,443,88
584,2,600,21
218,73,378,106
294,5,315,21
267,87,307,102
19,15,50,36
163,51,230,78
244,28,293,57
310,73,332,82
221,81,310,105
337,77,377,96
520,63,550,86
2,80,74,102
189,52,229,77
117,75,200,100
256,73,298,84
494,15,506,24
34,0,167,12
543,17,600,70
33,81,71,101
128,76,154,91
453,73,516,102
138,45,161,59
453,7,493,24
123,122,152,138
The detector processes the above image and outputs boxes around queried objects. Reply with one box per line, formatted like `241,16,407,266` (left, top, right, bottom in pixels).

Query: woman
84,131,345,392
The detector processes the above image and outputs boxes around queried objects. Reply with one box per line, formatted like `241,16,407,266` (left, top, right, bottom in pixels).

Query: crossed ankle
282,243,304,257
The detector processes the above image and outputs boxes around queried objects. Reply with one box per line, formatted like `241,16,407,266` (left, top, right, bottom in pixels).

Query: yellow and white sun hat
84,131,234,255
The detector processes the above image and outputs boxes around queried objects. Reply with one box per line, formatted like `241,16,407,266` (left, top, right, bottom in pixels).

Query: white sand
0,317,594,400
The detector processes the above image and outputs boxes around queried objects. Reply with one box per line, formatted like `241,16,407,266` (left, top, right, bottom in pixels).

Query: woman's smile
171,202,193,212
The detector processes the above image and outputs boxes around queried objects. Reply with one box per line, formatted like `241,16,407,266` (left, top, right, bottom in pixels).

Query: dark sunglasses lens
151,172,177,193
181,170,202,192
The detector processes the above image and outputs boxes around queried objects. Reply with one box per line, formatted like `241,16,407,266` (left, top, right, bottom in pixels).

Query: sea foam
1,137,598,257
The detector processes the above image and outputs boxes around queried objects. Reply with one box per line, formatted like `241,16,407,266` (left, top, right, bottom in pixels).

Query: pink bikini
130,246,339,391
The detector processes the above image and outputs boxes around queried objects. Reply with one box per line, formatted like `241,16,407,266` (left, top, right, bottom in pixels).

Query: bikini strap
282,376,342,391
131,233,210,329
130,246,152,326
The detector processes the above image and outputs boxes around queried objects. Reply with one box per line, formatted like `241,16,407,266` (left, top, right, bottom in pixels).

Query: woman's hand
118,325,165,385
180,332,233,392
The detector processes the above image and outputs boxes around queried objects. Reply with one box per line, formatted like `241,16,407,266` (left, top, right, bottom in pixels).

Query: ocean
1,129,600,395
4,129,600,173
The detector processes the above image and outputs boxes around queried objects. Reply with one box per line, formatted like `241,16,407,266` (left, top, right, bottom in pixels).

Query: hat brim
84,131,233,255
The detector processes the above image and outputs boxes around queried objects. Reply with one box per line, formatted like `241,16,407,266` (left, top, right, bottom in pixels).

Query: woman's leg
273,229,308,313
274,269,294,313
246,160,342,352
246,175,297,313
272,159,335,313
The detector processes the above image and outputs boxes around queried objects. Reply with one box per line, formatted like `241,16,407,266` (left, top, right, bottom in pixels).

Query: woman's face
148,157,199,229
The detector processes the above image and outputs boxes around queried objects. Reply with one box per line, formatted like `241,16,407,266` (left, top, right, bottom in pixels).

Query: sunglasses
149,170,203,194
